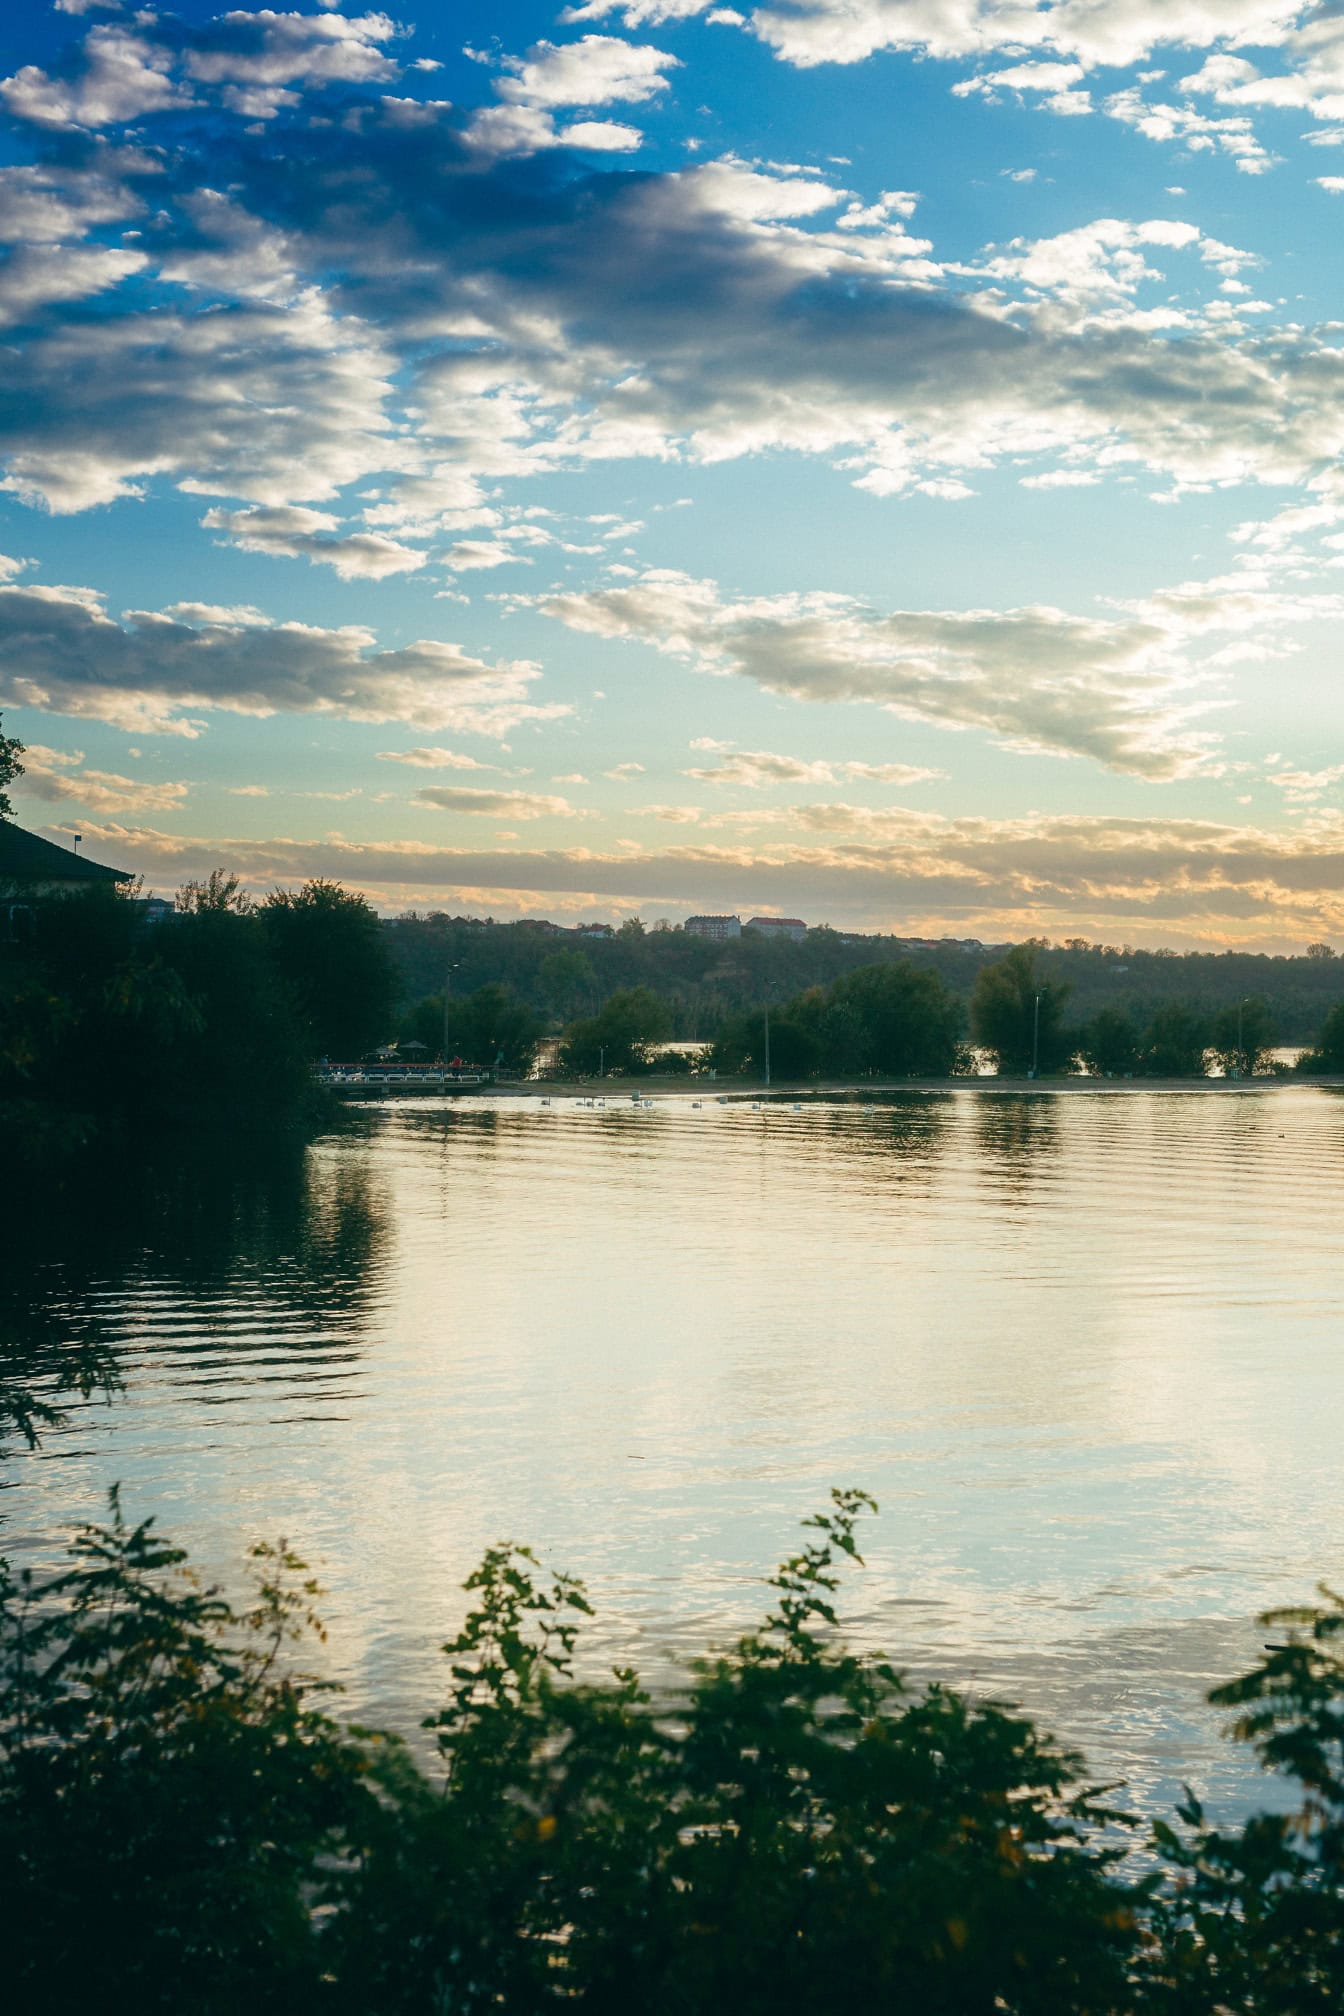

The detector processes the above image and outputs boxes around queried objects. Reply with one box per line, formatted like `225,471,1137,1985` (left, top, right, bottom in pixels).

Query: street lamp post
442,960,462,1062
599,1044,605,1079
1030,990,1042,1080
764,1006,771,1088
1235,995,1250,1079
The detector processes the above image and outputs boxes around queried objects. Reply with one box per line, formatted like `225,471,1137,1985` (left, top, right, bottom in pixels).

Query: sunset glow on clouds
5,0,1344,944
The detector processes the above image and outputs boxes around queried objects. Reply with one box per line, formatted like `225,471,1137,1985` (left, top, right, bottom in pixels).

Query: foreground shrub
5,1487,1344,2012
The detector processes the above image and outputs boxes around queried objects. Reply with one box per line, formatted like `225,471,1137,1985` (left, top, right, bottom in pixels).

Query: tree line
2,870,397,1173
3,1454,1344,2014
383,911,1344,1045
710,944,1344,1081
416,945,1341,1082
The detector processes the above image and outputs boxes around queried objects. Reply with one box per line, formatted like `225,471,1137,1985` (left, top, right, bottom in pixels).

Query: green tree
1078,1007,1140,1078
1301,999,1344,1072
1139,1002,1209,1078
823,961,964,1077
0,710,23,821
1211,996,1276,1077
1147,1584,1344,2013
970,945,1071,1075
539,947,597,1021
0,1495,376,2016
175,868,252,915
396,992,447,1054
260,879,396,1058
560,985,672,1075
445,983,543,1074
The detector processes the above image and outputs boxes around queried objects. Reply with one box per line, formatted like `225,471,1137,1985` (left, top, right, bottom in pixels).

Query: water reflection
5,1088,1344,1820
1,1140,391,1478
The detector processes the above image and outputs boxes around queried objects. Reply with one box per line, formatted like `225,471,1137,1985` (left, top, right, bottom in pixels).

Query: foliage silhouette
971,946,1071,1075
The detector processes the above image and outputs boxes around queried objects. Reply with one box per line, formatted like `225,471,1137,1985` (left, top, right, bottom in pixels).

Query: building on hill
684,914,742,941
746,915,807,941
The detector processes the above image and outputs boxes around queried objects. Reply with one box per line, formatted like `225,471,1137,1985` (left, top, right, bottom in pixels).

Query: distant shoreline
496,1073,1344,1099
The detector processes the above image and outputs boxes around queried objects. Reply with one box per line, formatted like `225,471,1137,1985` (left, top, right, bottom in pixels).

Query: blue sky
6,0,1344,945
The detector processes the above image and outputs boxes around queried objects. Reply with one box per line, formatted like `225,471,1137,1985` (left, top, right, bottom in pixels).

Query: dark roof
0,822,132,885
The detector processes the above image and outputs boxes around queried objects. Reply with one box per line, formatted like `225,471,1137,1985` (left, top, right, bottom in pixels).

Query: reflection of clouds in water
7,1089,1344,1816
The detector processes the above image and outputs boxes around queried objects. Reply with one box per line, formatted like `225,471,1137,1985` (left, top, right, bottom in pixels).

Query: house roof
748,916,806,927
0,822,132,885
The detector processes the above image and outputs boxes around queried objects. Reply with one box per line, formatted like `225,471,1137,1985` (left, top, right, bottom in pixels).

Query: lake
6,1084,1344,1825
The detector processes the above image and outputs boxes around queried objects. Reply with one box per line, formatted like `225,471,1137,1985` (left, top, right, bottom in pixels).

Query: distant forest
385,914,1344,1044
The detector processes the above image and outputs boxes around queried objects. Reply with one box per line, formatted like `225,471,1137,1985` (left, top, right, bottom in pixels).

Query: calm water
7,1086,1344,1822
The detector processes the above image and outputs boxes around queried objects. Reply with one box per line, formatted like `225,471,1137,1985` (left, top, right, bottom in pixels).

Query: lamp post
1235,995,1250,1079
764,1006,771,1088
442,960,462,1062
599,1044,605,1079
1030,990,1042,1080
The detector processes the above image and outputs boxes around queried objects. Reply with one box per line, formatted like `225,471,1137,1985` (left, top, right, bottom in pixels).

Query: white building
684,914,742,940
746,915,807,941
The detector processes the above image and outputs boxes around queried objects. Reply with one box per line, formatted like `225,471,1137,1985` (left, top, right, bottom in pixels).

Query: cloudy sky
7,0,1344,944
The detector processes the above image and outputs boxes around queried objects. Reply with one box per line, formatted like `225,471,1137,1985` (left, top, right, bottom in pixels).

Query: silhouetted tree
1211,996,1276,1077
445,983,543,1074
0,711,23,821
560,986,672,1074
260,879,396,1058
1077,1007,1140,1078
970,945,1071,1075
1139,1002,1209,1078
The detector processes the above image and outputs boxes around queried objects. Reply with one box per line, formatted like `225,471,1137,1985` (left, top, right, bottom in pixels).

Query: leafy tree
329,1490,1144,2015
1306,942,1337,960
1211,996,1277,1077
0,710,23,821
1078,1007,1141,1078
540,947,597,1020
970,945,1071,1075
3,876,324,1168
711,964,962,1080
445,982,544,1073
12,1474,1344,2012
260,879,396,1058
1147,1585,1344,2013
175,868,252,915
1300,1000,1344,1073
823,961,964,1076
0,1495,377,2016
560,985,672,1074
396,991,447,1054
1139,1003,1209,1078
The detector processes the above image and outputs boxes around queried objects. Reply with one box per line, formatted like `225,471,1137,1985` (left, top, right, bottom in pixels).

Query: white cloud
202,505,427,579
496,35,678,108
0,580,567,738
684,746,942,786
67,807,1344,947
464,32,677,156
376,747,497,770
17,743,189,814
530,566,1344,780
413,785,585,818
0,26,192,129
744,2,1303,73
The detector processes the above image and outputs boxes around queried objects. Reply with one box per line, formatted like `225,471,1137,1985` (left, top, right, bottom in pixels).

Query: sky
7,2,1344,945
